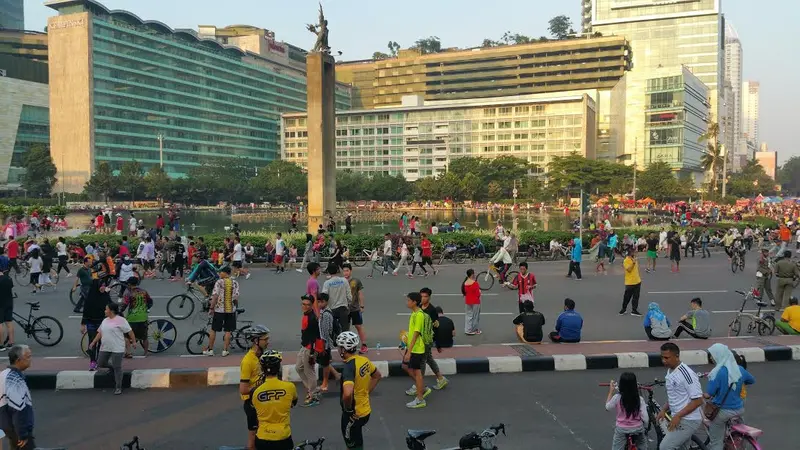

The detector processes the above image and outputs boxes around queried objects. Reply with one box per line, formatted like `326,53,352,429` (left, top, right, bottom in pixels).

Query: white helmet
336,331,360,352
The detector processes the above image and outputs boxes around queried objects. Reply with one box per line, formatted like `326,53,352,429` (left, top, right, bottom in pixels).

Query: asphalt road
29,361,800,449
8,250,794,358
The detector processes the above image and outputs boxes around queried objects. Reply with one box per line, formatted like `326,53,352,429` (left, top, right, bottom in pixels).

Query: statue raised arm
307,3,330,54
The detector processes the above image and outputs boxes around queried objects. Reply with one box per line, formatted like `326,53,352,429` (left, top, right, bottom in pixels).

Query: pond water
67,209,644,234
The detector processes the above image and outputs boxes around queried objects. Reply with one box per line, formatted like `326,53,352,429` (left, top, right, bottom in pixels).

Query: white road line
712,310,764,314
68,315,170,319
43,356,80,360
648,290,728,294
180,354,205,358
396,312,512,316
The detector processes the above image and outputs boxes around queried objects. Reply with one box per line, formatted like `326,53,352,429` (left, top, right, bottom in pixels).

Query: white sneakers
203,349,230,356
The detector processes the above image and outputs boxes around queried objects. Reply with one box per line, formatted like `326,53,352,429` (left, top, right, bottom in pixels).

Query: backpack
323,309,342,342
418,311,434,346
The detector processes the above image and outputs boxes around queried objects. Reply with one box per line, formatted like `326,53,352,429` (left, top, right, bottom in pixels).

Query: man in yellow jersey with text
245,350,298,450
240,325,271,450
338,331,382,449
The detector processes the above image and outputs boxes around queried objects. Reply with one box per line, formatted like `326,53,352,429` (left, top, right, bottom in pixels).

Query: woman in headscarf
642,302,671,340
704,343,756,450
81,278,113,371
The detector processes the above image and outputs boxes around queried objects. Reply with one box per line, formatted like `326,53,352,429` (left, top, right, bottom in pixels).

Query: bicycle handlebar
483,423,506,437
735,290,746,296
120,436,139,450
295,437,325,449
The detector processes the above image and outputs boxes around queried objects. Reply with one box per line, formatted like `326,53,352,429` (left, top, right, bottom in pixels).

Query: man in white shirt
658,229,668,257
382,234,395,274
656,342,704,449
231,237,250,279
128,215,137,237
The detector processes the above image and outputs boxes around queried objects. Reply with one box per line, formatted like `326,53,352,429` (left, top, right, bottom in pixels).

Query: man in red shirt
508,262,537,313
420,233,437,276
115,214,124,235
4,240,19,274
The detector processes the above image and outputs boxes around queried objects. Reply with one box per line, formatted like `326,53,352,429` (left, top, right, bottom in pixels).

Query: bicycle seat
730,423,762,438
755,301,768,308
236,308,245,314
26,301,40,307
407,429,437,440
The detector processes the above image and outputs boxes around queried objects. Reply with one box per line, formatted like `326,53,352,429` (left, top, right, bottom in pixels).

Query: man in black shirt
433,306,454,348
414,288,448,391
513,300,546,343
645,232,659,273
0,270,14,349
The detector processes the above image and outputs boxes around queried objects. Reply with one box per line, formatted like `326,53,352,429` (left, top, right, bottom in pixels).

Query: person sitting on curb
643,302,672,341
548,298,582,343
776,296,800,335
513,300,545,343
673,297,711,339
433,306,455,349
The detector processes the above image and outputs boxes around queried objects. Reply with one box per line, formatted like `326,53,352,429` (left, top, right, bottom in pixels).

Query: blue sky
24,0,798,163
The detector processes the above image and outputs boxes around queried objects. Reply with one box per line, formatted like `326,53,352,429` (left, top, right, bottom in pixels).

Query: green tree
520,177,543,201
365,173,411,200
335,170,363,201
481,38,501,48
778,156,800,195
487,181,504,201
387,41,400,57
84,161,116,202
372,51,389,60
414,177,440,200
699,121,721,194
727,159,776,198
411,36,442,55
546,153,632,195
118,160,145,202
460,172,483,201
636,161,682,201
438,172,463,200
252,160,307,203
144,165,172,201
548,15,574,39
20,144,57,198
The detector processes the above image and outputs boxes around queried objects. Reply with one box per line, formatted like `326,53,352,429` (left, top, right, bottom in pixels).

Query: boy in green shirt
120,277,153,355
403,292,431,409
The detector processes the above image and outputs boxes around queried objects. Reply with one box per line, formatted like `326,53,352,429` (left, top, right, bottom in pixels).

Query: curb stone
29,345,799,390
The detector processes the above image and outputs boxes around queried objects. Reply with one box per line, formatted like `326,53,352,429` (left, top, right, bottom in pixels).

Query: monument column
306,52,337,233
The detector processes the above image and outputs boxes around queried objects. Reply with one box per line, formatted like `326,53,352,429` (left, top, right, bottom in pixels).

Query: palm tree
699,121,721,193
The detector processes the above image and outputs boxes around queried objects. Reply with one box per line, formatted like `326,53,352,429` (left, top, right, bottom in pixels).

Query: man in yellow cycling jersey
338,331,382,449
245,350,297,450
240,325,270,450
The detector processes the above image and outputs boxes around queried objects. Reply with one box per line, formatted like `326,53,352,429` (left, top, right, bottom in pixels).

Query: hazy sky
24,0,798,163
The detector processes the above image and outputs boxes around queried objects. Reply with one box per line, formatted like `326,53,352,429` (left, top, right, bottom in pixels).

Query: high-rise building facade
0,0,24,30
0,29,48,63
46,0,351,193
755,150,776,180
283,93,597,181
742,81,760,148
0,75,49,191
591,0,723,173
724,22,744,170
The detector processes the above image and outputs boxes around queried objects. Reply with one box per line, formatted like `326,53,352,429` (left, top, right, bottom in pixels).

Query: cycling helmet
247,324,270,342
336,331,360,353
259,350,283,376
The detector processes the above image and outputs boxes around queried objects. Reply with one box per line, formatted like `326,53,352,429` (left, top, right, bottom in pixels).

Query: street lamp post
156,133,164,168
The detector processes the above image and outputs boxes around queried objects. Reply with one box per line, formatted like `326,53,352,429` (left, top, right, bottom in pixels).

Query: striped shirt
665,363,703,421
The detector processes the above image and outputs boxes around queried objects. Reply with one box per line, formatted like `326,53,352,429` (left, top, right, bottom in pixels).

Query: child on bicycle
605,372,648,450
489,245,513,283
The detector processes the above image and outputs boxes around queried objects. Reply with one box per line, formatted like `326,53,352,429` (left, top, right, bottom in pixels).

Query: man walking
70,257,94,314
409,288,448,393
774,250,800,311
403,292,430,409
204,266,239,356
120,277,153,356
656,342,704,450
322,264,353,333
419,233,437,276
344,213,353,234
757,247,776,306
620,248,643,316
645,232,659,273
566,237,583,280
382,233,395,275
0,269,13,350
342,264,368,354
0,345,35,450
297,295,322,407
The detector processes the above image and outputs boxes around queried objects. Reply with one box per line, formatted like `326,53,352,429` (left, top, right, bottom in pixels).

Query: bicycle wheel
235,324,253,350
453,250,466,264
80,331,89,357
728,316,743,337
167,294,196,320
352,253,368,267
757,315,775,336
689,435,708,449
185,330,209,355
14,267,30,287
504,271,520,287
69,289,78,307
476,271,495,291
31,315,64,346
731,258,739,273
147,318,177,353
107,281,122,299
739,258,745,271
50,268,60,285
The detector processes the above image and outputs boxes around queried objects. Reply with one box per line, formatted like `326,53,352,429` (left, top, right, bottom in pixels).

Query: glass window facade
8,105,50,184
0,0,24,30
283,98,592,181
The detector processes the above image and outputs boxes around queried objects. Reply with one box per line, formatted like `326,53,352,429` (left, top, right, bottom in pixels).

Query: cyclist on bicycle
186,254,219,299
604,372,648,450
244,350,297,450
489,245,512,284
240,325,271,450
338,331,381,450
657,342,704,450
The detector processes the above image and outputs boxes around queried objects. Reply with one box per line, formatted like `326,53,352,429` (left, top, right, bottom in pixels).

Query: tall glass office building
46,0,350,192
0,0,24,30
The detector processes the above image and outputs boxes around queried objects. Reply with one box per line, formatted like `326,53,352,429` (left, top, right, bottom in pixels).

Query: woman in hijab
81,279,113,371
643,302,671,340
705,343,756,450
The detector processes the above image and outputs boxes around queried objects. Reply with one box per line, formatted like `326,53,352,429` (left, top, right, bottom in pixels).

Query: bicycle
220,437,325,450
13,260,31,286
166,283,210,320
438,245,468,265
121,436,145,450
475,264,518,291
695,373,764,449
69,275,124,308
728,288,775,337
549,244,571,261
730,250,745,273
351,248,378,267
80,318,177,356
6,296,63,347
185,308,253,354
406,423,505,450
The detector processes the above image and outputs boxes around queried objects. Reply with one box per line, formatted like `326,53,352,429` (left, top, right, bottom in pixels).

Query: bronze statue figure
306,2,330,54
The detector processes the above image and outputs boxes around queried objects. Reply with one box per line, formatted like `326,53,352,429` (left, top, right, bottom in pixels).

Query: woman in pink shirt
605,372,649,449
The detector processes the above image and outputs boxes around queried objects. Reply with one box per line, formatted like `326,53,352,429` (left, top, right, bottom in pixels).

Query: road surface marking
435,293,499,297
43,356,80,360
648,290,728,294
396,312,512,316
712,310,764,314
69,315,170,319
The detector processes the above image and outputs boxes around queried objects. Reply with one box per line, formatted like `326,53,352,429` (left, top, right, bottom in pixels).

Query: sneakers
433,377,449,390
302,396,320,407
406,397,427,409
114,388,122,395
245,273,251,280
383,271,388,275
89,361,97,371
221,350,230,357
631,311,643,317
618,310,627,316
406,273,414,279
405,386,432,398
202,349,214,356
296,269,303,273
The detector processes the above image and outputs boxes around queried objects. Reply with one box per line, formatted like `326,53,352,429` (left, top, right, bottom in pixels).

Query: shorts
243,400,258,431
334,306,351,332
30,272,40,285
130,322,148,341
405,352,424,370
274,255,284,264
670,251,681,262
0,305,12,323
212,312,236,332
341,412,370,449
349,310,363,326
646,250,657,259
144,259,155,270
232,260,243,269
255,437,294,450
317,349,331,367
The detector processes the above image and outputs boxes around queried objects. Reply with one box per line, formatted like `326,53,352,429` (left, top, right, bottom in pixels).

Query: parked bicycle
406,423,505,450
6,296,63,347
476,264,518,291
728,288,775,337
185,308,253,354
351,248,383,268
80,318,177,356
438,243,469,265
121,436,145,450
549,244,572,261
220,437,324,450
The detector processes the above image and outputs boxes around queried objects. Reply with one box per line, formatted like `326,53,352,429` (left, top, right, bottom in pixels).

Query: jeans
708,408,743,450
420,343,440,377
684,243,695,257
393,255,410,274
85,321,102,363
659,418,702,450
612,425,647,450
98,351,124,389
382,255,395,272
465,304,481,333
701,242,711,258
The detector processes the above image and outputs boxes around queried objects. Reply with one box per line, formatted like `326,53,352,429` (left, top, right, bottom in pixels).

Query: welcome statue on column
306,3,330,54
